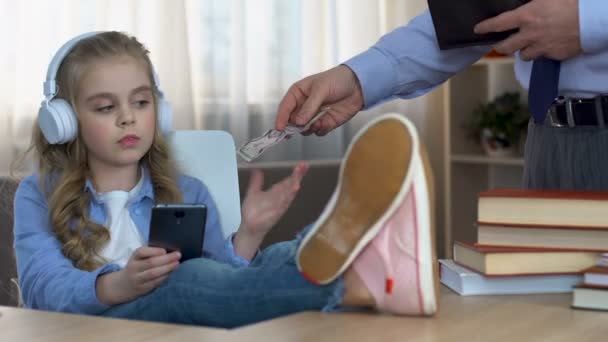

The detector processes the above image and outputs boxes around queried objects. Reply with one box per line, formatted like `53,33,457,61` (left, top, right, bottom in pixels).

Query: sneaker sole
296,114,417,284
415,143,439,315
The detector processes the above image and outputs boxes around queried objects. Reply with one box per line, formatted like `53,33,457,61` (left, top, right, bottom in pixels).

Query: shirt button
135,209,141,215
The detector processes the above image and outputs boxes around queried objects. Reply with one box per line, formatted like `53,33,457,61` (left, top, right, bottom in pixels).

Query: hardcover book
572,284,608,311
583,266,608,287
476,222,608,251
439,259,581,296
453,241,601,276
478,188,608,228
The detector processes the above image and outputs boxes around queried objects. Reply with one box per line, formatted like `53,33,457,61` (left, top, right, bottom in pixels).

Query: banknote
238,108,329,162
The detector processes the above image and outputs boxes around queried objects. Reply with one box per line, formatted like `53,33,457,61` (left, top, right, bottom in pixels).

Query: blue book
439,259,582,296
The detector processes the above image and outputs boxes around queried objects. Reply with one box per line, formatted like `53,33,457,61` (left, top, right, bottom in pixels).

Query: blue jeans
101,229,345,328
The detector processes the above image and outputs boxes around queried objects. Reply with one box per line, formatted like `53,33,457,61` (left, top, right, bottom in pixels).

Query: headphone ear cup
38,98,78,144
156,98,173,135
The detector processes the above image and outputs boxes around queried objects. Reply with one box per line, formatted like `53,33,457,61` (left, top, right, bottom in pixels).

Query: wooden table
2,287,606,341
0,306,227,341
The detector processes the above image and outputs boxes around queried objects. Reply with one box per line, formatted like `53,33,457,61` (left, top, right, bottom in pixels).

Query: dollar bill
238,108,329,162
237,126,300,162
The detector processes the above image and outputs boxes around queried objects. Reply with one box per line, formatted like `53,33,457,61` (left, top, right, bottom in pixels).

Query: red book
476,222,608,251
583,266,608,287
478,188,608,227
476,188,608,250
453,241,601,276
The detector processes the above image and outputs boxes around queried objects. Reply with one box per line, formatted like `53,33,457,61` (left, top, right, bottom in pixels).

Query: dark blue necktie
528,57,561,123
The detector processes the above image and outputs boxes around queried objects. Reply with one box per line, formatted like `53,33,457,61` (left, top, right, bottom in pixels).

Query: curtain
186,0,431,162
0,0,431,173
0,0,194,174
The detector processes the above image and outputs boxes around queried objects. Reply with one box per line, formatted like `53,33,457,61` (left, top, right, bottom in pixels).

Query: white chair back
168,130,241,238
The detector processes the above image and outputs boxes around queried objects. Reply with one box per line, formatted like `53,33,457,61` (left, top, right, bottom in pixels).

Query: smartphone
148,203,207,261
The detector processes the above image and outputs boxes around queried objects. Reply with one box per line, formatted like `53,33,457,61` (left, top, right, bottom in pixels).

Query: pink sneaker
351,146,439,315
296,114,437,295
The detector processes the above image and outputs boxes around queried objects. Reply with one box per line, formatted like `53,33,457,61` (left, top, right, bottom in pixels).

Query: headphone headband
42,31,163,98
43,32,99,98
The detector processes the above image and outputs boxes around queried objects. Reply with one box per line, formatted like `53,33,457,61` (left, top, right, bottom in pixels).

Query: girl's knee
252,240,298,267
169,258,224,282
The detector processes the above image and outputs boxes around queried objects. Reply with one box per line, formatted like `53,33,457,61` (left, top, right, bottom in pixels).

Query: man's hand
96,247,181,305
474,0,582,61
275,65,364,136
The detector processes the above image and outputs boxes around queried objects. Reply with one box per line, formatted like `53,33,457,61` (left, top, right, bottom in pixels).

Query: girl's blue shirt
13,169,249,314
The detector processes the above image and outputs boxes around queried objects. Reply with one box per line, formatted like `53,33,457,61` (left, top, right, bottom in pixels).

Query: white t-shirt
97,175,145,268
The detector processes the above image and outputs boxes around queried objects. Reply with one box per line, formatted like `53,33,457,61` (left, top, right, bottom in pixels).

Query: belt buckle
548,96,575,128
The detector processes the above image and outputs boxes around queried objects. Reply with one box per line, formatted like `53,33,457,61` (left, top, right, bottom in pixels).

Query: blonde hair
24,31,182,271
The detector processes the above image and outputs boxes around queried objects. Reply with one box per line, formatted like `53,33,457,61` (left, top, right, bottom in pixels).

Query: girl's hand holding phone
96,247,181,305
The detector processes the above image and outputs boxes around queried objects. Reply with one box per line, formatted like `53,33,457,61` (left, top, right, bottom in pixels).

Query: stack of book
440,188,608,297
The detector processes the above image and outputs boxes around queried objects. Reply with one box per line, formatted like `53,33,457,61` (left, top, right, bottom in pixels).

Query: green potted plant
467,92,529,157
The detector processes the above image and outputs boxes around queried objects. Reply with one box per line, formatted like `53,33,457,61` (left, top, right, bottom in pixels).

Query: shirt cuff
343,47,399,109
579,0,608,53
225,233,253,267
78,263,121,314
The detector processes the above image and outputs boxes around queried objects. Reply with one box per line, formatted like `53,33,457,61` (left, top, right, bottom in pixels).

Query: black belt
546,96,608,127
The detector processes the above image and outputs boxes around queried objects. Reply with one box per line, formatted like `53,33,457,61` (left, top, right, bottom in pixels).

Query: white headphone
38,31,173,145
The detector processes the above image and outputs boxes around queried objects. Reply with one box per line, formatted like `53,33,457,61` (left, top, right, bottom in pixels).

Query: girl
14,31,437,328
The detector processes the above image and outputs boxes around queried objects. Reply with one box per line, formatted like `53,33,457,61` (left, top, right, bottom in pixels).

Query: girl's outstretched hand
234,162,309,259
96,246,181,305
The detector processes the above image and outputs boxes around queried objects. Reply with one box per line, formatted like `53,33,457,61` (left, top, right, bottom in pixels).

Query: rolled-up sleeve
344,10,490,109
